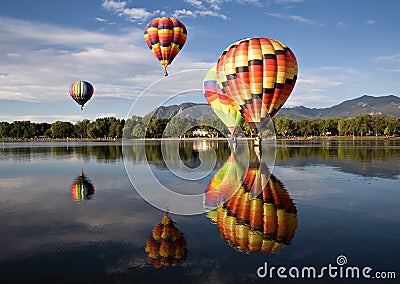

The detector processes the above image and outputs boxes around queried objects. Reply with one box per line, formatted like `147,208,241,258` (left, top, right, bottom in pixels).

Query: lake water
0,140,399,283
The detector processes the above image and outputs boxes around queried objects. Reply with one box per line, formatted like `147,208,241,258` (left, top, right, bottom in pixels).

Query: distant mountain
147,102,217,120
146,95,400,120
276,95,400,120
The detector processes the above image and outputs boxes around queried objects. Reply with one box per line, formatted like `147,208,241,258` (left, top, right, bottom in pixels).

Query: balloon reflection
206,153,298,253
145,213,188,268
204,152,244,211
70,170,95,201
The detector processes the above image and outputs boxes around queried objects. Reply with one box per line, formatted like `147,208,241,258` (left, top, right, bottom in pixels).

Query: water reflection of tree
276,141,400,163
275,140,400,178
123,141,231,170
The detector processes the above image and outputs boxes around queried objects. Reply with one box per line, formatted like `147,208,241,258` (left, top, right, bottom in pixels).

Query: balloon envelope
69,81,94,110
216,37,298,129
144,17,187,76
203,66,244,136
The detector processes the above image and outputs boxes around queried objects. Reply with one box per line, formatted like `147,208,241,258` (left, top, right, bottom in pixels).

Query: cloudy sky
1,0,399,122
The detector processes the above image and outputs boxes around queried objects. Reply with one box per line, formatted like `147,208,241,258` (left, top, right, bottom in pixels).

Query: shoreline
1,135,399,142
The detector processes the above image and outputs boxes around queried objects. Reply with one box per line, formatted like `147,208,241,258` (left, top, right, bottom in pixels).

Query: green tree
370,116,386,136
274,117,295,137
50,121,74,138
74,119,91,139
108,117,124,138
0,122,10,138
338,118,357,136
131,124,145,138
354,114,371,136
9,121,30,138
146,118,170,138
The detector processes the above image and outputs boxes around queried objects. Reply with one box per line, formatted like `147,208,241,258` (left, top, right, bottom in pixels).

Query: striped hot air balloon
216,38,298,130
203,66,245,136
144,17,187,76
69,81,94,110
145,213,188,268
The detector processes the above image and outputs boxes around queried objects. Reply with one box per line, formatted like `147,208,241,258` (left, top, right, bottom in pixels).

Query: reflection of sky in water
0,142,399,283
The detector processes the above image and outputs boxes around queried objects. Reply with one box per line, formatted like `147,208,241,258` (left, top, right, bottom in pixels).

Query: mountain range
147,95,400,120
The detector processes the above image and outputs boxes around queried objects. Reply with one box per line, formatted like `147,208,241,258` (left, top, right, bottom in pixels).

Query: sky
1,0,399,123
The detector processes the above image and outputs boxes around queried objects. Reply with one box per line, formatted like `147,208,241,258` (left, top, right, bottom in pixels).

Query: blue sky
1,0,399,122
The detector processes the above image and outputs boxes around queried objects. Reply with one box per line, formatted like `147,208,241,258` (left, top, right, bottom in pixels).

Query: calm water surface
0,140,399,283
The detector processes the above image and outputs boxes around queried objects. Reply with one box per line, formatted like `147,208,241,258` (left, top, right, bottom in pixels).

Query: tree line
0,113,399,140
273,114,400,137
0,117,124,139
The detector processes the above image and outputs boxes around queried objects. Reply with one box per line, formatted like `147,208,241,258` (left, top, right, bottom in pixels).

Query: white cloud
173,8,198,18
0,114,89,123
267,13,325,27
366,19,376,25
101,0,161,23
272,0,304,3
285,66,369,107
119,7,160,22
236,0,262,6
102,0,127,11
185,0,204,8
376,53,400,62
95,17,107,23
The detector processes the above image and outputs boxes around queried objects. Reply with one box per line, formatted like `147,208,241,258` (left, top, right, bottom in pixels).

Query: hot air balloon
69,81,94,110
70,170,95,201
144,17,187,76
204,152,244,212
203,66,245,137
145,213,187,268
216,38,298,131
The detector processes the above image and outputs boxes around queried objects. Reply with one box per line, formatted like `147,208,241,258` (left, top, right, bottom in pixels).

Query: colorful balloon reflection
145,213,188,268
204,152,244,210
206,156,297,253
70,171,95,201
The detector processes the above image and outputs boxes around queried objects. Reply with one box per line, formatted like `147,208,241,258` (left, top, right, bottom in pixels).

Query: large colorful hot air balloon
70,170,95,201
144,17,187,76
69,81,94,110
145,213,188,268
203,66,245,136
216,38,298,131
